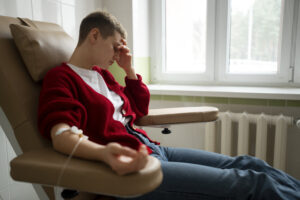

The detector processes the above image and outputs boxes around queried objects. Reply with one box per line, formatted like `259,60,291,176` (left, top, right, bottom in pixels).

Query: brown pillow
9,23,76,82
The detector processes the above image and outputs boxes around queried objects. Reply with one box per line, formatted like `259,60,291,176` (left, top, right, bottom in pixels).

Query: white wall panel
72,0,101,42
9,182,39,200
61,3,76,38
0,0,32,18
132,0,150,57
31,0,62,24
102,0,133,51
0,126,9,191
0,189,10,200
6,137,16,185
61,0,75,5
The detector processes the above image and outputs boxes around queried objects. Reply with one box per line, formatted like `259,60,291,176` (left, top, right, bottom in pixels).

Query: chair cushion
9,23,75,82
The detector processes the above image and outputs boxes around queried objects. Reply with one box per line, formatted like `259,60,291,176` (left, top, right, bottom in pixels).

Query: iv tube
55,137,84,198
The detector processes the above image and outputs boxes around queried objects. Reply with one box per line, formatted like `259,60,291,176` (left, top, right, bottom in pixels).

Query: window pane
165,0,207,73
229,0,282,74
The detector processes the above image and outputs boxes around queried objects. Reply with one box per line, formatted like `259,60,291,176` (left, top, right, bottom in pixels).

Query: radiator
204,112,294,171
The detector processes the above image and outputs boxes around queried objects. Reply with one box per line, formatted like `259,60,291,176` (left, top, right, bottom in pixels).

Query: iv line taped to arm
55,125,89,140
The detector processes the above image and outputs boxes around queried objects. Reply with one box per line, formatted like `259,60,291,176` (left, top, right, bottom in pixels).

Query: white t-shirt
67,63,130,125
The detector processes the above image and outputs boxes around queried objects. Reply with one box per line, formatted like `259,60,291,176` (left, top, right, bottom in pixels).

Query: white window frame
150,0,299,86
150,0,216,85
294,0,300,83
216,0,294,84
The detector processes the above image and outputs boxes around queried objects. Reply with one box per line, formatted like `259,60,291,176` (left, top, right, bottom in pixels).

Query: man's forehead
113,32,122,44
113,41,121,47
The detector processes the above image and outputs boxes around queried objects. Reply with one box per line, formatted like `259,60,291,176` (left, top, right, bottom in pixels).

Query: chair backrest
0,16,72,152
0,15,75,200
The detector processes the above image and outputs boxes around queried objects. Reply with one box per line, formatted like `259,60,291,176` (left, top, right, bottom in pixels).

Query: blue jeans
121,125,300,200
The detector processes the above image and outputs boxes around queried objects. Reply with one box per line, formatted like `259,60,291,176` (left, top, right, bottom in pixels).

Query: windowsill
147,84,300,100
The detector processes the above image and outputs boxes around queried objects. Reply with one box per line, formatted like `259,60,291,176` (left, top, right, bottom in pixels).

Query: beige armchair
0,15,218,200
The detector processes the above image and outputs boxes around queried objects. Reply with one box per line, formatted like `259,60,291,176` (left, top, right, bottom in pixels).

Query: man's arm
51,123,149,176
115,39,150,118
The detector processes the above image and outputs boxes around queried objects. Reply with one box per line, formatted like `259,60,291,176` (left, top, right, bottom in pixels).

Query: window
165,0,207,73
150,0,297,86
295,0,300,83
229,0,281,74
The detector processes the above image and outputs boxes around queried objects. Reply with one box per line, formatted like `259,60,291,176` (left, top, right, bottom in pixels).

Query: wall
0,0,102,199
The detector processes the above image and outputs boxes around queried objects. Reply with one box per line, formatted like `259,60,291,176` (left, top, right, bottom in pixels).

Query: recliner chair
0,15,218,200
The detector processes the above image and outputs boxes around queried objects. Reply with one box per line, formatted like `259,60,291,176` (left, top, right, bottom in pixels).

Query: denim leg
124,160,300,200
117,146,300,200
162,146,235,167
220,155,300,190
163,147,300,189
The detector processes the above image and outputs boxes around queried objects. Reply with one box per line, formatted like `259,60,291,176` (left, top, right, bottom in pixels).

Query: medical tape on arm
55,126,89,140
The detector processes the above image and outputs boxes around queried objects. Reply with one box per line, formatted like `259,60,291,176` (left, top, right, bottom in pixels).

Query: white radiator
204,112,294,171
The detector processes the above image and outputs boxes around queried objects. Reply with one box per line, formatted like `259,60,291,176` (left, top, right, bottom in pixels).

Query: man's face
92,31,122,69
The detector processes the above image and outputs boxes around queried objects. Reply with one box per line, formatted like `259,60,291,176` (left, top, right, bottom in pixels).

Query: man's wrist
125,67,138,80
96,145,109,163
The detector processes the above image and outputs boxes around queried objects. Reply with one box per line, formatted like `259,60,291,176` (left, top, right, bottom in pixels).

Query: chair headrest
9,19,75,82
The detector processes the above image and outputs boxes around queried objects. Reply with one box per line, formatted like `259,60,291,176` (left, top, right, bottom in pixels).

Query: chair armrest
10,148,162,197
135,106,219,126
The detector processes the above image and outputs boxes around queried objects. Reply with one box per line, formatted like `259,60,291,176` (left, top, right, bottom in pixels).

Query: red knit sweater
38,63,159,153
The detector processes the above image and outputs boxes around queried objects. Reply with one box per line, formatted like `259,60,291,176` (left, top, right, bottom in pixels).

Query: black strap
61,189,79,199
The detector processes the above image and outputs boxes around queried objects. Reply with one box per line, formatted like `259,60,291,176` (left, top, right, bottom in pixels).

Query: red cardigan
38,63,159,154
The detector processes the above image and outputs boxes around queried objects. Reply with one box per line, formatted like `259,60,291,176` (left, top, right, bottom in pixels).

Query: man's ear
88,28,101,44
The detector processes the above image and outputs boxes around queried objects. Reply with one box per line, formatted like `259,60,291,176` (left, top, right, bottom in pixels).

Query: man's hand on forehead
116,39,130,54
114,38,133,72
